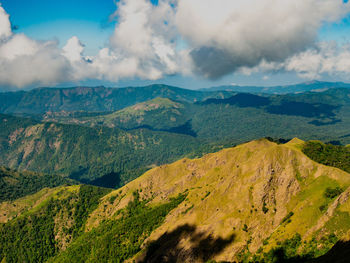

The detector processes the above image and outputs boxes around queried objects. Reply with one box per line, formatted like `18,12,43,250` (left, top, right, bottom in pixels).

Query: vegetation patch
281,212,294,224
262,202,269,214
324,187,343,199
0,185,110,263
302,141,350,173
49,191,186,263
0,166,74,203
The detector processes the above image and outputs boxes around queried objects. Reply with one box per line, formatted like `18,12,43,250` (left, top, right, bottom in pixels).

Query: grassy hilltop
1,139,350,262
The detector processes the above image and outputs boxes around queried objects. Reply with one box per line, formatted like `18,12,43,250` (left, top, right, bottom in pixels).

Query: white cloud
0,34,39,59
0,6,11,39
285,42,350,79
0,1,350,89
175,0,350,79
0,39,70,88
57,0,181,85
0,6,72,88
108,0,179,80
62,36,85,63
235,41,350,80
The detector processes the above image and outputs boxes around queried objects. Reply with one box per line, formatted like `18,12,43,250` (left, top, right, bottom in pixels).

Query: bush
50,192,187,262
303,141,350,174
243,224,248,232
324,187,343,199
281,212,294,224
262,202,269,214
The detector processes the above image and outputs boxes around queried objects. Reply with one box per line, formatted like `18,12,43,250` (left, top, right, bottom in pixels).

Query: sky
0,0,350,90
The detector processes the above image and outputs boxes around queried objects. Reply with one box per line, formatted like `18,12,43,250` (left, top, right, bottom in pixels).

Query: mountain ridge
206,81,350,94
0,84,232,115
76,138,350,262
2,138,350,262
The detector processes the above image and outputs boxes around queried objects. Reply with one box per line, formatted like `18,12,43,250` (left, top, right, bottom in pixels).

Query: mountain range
0,84,231,115
1,83,350,188
206,80,350,94
1,81,350,262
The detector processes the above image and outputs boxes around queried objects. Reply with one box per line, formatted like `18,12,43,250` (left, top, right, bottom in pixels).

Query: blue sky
1,0,116,55
0,0,350,90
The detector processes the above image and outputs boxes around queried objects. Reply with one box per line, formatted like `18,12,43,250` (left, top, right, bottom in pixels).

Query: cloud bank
0,0,349,88
177,0,350,79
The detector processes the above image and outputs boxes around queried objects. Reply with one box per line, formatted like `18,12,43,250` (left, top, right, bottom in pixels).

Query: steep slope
0,85,231,115
49,139,350,262
0,184,111,262
2,139,350,262
0,114,200,187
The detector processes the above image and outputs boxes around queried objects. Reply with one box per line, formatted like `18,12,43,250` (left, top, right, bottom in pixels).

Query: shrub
324,187,343,199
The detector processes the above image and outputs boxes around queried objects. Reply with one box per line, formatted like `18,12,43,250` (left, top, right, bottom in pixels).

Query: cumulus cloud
285,42,350,79
0,1,183,88
108,0,179,79
0,6,73,88
61,0,181,83
176,0,350,79
0,1,350,88
0,6,11,39
62,36,85,63
0,36,70,88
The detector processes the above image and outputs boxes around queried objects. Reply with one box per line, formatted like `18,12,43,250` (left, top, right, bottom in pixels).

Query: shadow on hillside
266,101,339,119
202,93,271,108
69,167,89,181
128,120,197,137
311,240,350,263
201,94,340,121
265,240,350,263
308,119,341,126
264,247,309,263
138,224,235,263
88,172,121,188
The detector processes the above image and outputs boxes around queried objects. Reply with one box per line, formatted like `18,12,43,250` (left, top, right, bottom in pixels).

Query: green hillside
0,114,201,187
2,87,350,191
2,139,350,262
0,185,111,262
43,97,193,132
302,141,350,173
43,88,350,145
207,80,350,94
0,166,73,202
0,85,231,115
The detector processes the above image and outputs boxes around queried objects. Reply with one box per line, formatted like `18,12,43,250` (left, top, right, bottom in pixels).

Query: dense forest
50,191,186,263
0,185,111,263
0,139,350,262
2,87,350,189
0,114,202,188
0,84,232,114
0,166,73,202
39,88,350,145
0,187,185,263
302,141,350,173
